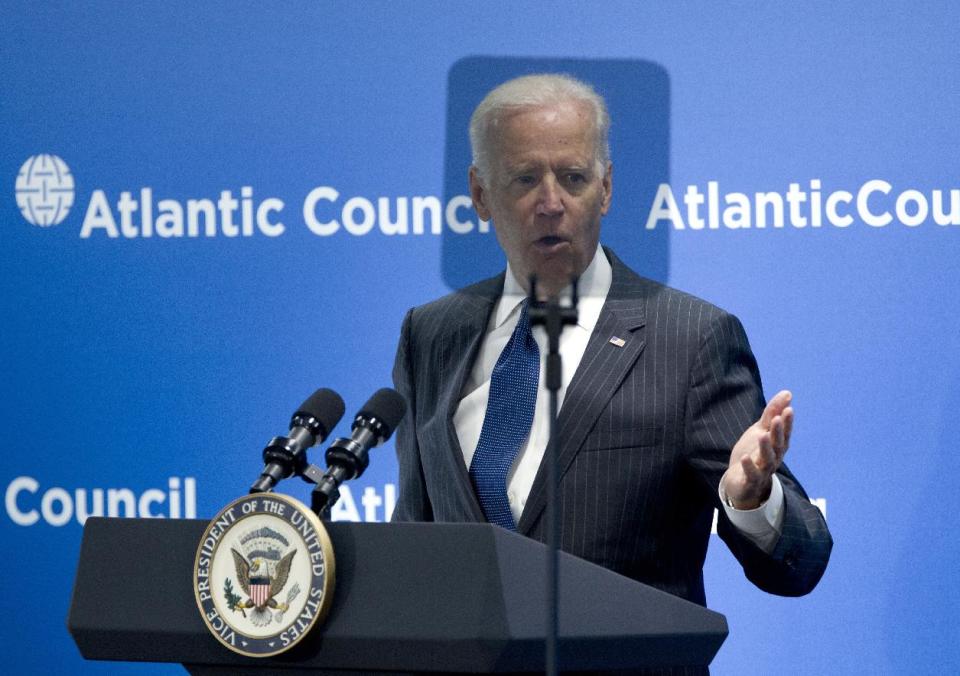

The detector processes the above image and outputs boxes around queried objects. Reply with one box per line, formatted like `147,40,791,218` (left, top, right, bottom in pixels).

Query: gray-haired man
392,74,831,617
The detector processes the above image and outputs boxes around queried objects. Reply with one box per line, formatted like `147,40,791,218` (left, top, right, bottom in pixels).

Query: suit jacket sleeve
682,310,832,596
391,308,434,522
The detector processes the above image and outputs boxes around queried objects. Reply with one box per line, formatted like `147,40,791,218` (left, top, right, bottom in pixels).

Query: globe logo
15,154,75,227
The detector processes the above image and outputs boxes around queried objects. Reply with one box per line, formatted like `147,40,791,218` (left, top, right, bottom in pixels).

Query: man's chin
528,268,578,298
513,250,585,296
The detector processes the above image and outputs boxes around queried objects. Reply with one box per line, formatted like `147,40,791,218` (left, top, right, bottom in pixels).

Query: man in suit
391,74,831,607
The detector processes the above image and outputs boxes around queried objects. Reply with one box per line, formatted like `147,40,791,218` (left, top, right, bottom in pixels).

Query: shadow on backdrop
442,56,671,291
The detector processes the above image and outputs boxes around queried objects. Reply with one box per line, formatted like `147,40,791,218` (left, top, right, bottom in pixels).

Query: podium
68,518,727,673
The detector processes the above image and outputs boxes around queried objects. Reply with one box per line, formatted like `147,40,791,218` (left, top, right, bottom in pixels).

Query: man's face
469,101,613,296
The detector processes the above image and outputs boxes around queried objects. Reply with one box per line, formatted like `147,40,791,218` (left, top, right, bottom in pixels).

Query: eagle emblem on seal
226,526,301,626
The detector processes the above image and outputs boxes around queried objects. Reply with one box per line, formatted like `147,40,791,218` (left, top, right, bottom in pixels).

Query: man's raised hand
722,390,794,510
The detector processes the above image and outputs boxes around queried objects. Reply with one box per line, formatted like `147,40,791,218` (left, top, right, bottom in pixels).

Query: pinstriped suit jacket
391,248,831,607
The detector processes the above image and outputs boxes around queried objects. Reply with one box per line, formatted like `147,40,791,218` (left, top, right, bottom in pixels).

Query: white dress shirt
453,245,783,552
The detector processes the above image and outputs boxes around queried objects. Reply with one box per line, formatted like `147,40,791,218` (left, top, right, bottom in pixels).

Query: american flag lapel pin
608,336,626,347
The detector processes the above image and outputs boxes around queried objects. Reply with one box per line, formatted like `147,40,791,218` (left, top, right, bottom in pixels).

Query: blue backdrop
2,2,958,674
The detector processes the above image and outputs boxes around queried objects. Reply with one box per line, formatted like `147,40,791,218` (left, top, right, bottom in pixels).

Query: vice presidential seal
193,493,335,657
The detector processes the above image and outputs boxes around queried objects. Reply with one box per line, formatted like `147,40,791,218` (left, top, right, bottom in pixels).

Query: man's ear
469,166,493,221
600,162,613,215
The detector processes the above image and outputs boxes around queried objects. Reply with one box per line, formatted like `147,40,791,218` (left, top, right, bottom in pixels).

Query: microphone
250,388,346,494
311,388,407,515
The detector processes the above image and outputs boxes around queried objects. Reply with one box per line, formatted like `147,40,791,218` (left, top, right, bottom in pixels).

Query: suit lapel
517,256,647,535
436,275,503,521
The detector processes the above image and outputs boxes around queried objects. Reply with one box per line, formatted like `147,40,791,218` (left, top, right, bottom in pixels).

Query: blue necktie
469,299,540,530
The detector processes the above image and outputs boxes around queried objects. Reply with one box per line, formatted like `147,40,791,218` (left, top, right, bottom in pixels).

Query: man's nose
536,175,564,216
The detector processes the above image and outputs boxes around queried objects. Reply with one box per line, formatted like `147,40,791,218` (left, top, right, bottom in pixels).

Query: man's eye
515,175,536,185
566,173,586,184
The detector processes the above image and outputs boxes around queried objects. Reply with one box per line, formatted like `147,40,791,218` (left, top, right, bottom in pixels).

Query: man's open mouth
534,235,568,249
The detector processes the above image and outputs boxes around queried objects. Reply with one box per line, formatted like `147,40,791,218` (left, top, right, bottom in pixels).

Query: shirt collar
495,244,612,332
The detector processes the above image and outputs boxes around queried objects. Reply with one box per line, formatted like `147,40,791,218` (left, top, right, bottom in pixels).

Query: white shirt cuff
718,473,785,554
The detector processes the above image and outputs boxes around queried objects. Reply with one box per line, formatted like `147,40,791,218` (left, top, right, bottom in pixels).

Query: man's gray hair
469,73,611,181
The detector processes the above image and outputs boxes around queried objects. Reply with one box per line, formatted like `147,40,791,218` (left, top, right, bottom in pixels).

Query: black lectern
68,518,727,673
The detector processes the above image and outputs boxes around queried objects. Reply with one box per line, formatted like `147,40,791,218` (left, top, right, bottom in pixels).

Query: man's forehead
493,100,592,129
491,102,595,154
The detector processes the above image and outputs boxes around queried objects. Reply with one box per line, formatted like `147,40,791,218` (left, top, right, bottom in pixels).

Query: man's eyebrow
507,160,592,171
503,163,540,175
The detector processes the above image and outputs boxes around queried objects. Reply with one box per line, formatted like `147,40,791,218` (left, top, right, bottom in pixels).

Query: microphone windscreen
358,388,407,436
296,388,346,435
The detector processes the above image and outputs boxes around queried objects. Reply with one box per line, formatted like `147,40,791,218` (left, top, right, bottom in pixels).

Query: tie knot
515,298,533,334
507,299,538,358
